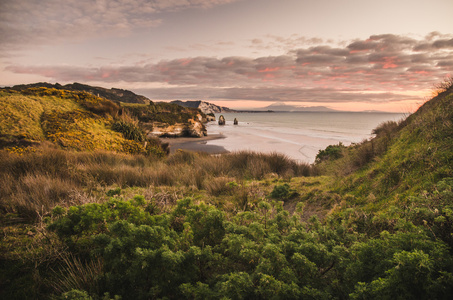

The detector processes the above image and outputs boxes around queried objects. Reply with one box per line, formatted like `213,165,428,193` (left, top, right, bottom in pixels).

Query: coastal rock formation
151,118,207,138
234,118,238,125
171,100,236,114
206,114,216,122
187,116,208,137
218,115,226,125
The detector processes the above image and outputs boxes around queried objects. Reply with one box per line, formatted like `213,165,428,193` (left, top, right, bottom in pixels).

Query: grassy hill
0,86,207,154
0,87,164,155
1,80,453,299
313,81,453,228
9,82,151,104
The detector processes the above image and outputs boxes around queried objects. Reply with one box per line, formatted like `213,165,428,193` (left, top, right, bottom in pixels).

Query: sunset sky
1,0,452,112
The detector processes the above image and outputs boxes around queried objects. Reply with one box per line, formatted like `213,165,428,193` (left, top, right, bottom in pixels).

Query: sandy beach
205,123,336,163
160,134,229,154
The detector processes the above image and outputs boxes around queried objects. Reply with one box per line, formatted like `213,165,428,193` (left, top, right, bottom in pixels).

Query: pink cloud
258,67,280,73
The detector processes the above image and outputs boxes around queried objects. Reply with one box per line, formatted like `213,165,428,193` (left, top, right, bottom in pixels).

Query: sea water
206,112,406,163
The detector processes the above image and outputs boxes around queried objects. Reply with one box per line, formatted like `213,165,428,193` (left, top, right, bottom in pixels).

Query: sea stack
218,115,226,125
234,118,238,125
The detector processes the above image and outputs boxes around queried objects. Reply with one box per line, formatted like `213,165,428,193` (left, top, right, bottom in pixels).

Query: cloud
0,0,242,51
131,86,419,104
249,35,329,54
6,33,453,104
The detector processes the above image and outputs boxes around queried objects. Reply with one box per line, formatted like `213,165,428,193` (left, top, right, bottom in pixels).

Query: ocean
206,112,406,163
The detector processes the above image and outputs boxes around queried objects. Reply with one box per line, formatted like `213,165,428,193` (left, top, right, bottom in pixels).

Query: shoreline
160,134,229,154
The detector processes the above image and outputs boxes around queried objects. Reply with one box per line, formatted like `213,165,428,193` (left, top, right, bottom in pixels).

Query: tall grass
51,253,103,295
0,148,315,221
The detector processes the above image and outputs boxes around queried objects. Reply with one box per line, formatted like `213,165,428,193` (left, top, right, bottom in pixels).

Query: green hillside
0,86,206,155
315,82,453,227
0,87,166,155
9,82,151,104
1,81,453,299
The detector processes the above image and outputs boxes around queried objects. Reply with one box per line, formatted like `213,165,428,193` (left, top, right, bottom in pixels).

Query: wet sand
205,122,338,163
160,134,229,154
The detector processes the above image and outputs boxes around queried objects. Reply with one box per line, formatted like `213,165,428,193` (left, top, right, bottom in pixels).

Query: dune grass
0,148,314,221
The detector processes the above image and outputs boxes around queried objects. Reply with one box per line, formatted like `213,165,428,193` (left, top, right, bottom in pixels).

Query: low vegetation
1,79,453,299
124,102,206,125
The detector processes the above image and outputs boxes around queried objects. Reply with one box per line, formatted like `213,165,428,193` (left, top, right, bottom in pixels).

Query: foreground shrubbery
6,182,453,299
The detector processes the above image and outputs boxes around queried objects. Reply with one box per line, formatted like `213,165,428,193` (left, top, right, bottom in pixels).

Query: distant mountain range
9,82,151,104
256,102,338,112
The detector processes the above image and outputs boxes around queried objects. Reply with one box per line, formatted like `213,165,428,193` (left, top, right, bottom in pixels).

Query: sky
1,0,452,112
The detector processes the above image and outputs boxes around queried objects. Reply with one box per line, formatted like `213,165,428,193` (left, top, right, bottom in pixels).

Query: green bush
111,120,144,142
316,143,345,162
270,183,298,200
106,187,121,197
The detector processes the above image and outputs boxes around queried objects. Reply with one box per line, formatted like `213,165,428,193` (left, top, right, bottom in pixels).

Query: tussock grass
51,253,103,295
204,176,237,196
0,147,314,221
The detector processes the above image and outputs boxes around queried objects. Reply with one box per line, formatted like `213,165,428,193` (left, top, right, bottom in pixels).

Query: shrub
372,120,399,136
112,120,144,142
57,289,93,300
106,187,121,197
316,143,345,163
270,183,298,200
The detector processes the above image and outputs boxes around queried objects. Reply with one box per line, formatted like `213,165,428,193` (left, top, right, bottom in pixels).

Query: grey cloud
433,38,453,49
0,0,241,51
436,54,453,67
413,37,453,51
296,53,345,65
347,34,422,54
310,46,350,57
251,39,263,44
409,53,431,64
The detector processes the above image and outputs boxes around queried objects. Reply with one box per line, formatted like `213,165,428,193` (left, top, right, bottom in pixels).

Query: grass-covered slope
0,87,168,155
317,83,452,202
10,82,151,104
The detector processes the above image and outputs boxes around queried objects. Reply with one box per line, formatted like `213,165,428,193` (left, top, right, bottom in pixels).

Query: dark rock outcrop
234,118,238,125
206,113,216,122
218,115,226,125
